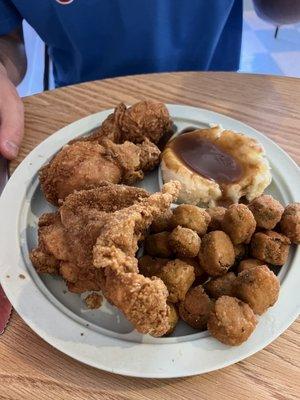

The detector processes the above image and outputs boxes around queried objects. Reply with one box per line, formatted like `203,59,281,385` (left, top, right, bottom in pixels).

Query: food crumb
19,274,25,279
85,292,103,309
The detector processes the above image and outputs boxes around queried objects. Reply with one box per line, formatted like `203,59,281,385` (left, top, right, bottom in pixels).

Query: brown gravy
168,130,243,184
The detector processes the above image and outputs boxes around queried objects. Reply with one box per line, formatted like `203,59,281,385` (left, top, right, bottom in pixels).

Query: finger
0,92,24,160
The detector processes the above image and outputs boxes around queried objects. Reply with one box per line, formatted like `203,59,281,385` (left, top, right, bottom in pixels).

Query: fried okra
233,243,247,263
165,303,179,335
179,285,213,330
250,231,290,265
179,257,206,279
235,266,280,315
169,226,201,258
206,207,226,231
198,231,235,277
171,205,211,236
145,231,173,258
279,203,300,244
158,259,195,303
249,195,284,230
207,296,257,346
222,204,256,244
138,255,169,277
204,272,236,299
237,258,265,273
150,209,173,233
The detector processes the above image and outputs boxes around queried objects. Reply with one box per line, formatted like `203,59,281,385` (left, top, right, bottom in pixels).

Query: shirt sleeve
0,1,22,36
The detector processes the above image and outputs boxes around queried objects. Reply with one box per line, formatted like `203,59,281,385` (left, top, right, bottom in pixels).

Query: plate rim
0,104,299,378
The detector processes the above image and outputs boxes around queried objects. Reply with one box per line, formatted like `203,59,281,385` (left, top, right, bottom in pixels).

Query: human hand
0,63,24,159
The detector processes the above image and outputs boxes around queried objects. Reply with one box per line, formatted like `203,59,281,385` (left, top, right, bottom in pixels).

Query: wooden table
2,72,299,400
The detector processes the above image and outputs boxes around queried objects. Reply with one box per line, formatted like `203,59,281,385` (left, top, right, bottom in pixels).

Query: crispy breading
279,203,300,244
92,182,180,336
179,285,213,330
40,139,159,205
235,266,280,315
208,296,257,346
79,101,172,145
222,204,256,245
204,272,236,299
249,194,284,230
250,230,290,266
30,183,149,293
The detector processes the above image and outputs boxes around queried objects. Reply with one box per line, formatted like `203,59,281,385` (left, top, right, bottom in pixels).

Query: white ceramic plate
0,105,299,378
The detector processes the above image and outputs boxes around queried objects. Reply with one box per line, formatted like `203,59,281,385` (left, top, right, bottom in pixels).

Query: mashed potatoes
161,126,272,207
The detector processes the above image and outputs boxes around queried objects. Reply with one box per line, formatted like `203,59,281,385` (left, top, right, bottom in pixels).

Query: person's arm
0,28,26,84
0,28,26,159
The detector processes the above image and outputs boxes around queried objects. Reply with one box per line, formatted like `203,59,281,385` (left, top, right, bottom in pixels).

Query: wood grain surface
2,72,299,400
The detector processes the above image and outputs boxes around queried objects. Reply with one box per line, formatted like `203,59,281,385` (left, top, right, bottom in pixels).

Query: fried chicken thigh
83,101,173,145
40,139,160,205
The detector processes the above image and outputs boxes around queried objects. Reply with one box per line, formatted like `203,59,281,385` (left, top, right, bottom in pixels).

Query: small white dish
0,105,299,378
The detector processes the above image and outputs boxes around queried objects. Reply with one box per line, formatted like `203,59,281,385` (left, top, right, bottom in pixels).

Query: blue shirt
0,0,242,87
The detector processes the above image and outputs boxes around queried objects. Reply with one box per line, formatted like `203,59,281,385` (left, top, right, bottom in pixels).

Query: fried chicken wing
92,181,180,336
100,270,170,337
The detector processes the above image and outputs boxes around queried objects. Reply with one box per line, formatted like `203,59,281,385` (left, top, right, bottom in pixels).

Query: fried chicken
92,181,180,336
93,182,180,273
31,181,180,336
100,270,170,337
40,139,160,205
40,100,172,205
30,183,149,293
82,101,173,145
